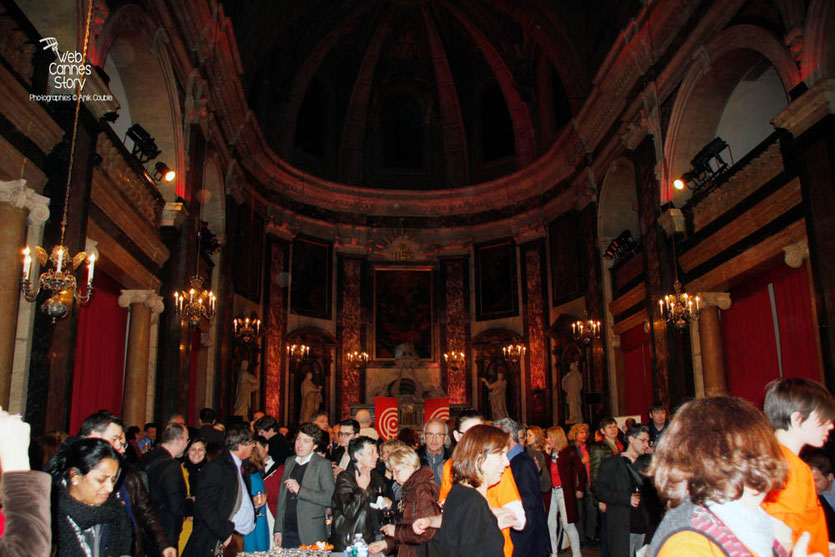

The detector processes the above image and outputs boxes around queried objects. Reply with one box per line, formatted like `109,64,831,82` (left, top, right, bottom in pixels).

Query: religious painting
290,235,332,319
549,211,584,306
232,203,263,302
373,268,433,359
474,238,518,320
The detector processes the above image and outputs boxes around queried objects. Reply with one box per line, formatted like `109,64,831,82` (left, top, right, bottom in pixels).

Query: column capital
161,201,188,228
772,79,835,137
0,179,50,225
119,289,165,314
698,292,732,310
658,207,685,236
783,239,809,268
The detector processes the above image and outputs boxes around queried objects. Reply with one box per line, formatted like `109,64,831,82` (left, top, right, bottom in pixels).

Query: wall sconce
443,350,465,371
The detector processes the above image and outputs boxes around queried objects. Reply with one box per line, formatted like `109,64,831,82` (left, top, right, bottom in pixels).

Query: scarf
705,499,779,557
56,486,132,557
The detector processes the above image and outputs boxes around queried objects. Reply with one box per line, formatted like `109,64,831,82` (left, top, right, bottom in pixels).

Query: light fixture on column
20,1,97,323
572,315,602,344
659,280,700,330
233,312,261,344
287,343,311,363
153,162,175,183
502,344,526,364
443,350,465,371
346,350,368,371
174,276,215,329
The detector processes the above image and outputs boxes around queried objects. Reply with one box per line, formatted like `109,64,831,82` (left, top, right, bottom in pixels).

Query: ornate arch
662,24,800,203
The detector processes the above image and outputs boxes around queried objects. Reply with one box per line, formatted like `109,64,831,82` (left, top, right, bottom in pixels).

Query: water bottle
354,533,368,557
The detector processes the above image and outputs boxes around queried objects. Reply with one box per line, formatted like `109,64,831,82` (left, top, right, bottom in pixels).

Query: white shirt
295,452,313,466
230,452,256,536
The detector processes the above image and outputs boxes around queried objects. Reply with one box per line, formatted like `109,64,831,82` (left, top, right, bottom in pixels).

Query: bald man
355,409,379,440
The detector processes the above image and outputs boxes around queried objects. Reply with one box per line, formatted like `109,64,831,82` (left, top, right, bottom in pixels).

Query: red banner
375,397,399,441
424,397,450,424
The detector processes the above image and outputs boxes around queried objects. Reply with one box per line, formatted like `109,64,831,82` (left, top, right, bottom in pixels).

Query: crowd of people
1,377,835,557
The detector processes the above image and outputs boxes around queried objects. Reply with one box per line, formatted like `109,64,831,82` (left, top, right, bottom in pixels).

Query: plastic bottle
354,533,368,557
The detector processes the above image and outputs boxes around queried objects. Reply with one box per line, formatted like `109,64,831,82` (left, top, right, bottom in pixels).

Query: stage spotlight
673,178,686,191
153,162,176,182
125,123,161,163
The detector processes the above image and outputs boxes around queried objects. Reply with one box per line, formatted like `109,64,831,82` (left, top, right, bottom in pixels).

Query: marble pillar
0,179,49,408
698,293,732,397
118,290,164,428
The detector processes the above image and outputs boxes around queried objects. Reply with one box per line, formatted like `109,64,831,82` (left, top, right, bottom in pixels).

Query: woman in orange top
647,397,803,557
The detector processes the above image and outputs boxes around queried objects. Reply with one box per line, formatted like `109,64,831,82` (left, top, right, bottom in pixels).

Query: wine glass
253,491,267,508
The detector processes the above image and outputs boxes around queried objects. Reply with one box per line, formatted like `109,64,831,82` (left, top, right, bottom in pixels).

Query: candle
659,299,664,314
695,296,700,312
56,248,63,273
22,247,31,280
87,254,95,285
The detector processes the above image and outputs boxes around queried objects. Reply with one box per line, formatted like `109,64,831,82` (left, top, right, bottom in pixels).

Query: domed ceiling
223,0,641,191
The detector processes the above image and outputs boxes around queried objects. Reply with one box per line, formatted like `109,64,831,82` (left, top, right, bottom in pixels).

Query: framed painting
549,211,584,306
290,235,332,319
474,238,518,320
373,267,433,360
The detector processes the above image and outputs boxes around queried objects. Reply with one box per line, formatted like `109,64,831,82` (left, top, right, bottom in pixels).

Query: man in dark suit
254,414,291,464
495,418,549,557
329,419,359,478
806,452,835,542
185,423,256,557
141,423,189,557
197,407,225,449
274,423,335,547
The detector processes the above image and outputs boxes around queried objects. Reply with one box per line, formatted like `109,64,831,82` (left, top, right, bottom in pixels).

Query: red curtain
720,264,818,406
69,271,128,435
622,324,653,418
772,264,819,381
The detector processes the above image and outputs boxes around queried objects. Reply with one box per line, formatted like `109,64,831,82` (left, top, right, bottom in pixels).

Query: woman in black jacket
47,438,132,557
435,425,511,557
331,436,389,550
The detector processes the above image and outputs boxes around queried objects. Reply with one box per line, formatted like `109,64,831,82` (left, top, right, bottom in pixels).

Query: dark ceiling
222,0,641,190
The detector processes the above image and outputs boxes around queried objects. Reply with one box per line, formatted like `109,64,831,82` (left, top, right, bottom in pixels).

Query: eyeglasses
337,432,354,437
425,433,446,439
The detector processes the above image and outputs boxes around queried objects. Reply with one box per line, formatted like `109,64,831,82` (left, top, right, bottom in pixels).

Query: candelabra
174,276,216,329
20,244,95,322
346,350,369,371
233,312,261,344
572,316,601,344
502,344,526,364
659,280,700,330
287,343,311,363
443,350,465,371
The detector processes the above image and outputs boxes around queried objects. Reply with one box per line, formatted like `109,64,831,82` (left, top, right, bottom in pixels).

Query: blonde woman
524,425,551,496
568,423,595,543
545,426,585,557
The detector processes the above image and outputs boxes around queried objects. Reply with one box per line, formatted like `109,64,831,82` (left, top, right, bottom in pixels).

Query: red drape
721,264,818,406
69,271,128,435
773,264,819,380
621,324,653,418
187,329,200,425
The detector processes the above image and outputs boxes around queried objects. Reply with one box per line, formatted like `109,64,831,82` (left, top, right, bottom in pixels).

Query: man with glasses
417,419,451,486
594,424,651,557
330,419,360,478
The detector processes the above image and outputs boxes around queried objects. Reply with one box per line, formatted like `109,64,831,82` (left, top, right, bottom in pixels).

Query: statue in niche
562,361,584,425
234,360,260,418
299,371,323,424
481,372,509,419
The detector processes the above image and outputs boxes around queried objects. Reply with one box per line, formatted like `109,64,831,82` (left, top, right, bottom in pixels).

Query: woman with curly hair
647,396,808,556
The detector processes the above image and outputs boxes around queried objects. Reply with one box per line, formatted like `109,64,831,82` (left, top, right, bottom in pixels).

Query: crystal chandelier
287,343,310,363
233,312,261,344
174,276,215,329
659,280,700,330
572,316,601,344
503,344,526,364
19,1,97,323
443,350,465,371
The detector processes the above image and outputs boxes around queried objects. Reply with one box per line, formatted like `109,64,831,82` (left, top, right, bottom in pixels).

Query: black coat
267,433,291,465
184,451,251,557
508,450,550,557
595,455,643,557
330,466,386,550
436,484,503,557
141,447,187,557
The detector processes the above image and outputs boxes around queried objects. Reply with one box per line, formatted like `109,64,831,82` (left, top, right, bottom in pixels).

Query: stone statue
233,360,260,418
299,371,323,424
481,372,509,419
562,361,584,424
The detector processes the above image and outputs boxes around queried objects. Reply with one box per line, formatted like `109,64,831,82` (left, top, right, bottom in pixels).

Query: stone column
118,290,164,428
0,180,49,408
697,293,732,397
